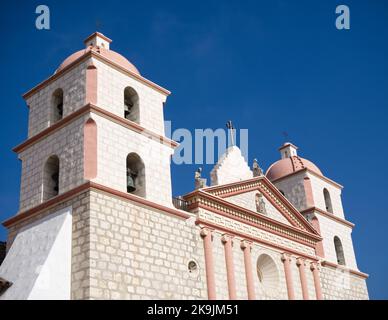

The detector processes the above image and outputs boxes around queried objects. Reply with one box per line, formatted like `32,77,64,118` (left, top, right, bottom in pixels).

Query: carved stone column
241,240,255,300
310,262,323,300
221,234,237,300
200,228,216,300
281,253,295,300
296,258,309,300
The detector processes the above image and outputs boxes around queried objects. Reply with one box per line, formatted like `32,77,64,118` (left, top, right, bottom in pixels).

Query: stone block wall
25,61,88,138
317,213,358,270
320,266,369,300
18,114,89,212
94,59,167,136
272,171,307,211
91,114,174,207
308,173,345,218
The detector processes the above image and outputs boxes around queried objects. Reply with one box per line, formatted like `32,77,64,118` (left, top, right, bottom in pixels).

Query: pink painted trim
13,103,178,154
310,263,323,300
281,254,295,300
23,51,170,100
3,182,190,228
194,201,318,249
13,104,91,153
301,207,354,229
296,258,309,300
321,260,369,279
85,62,98,105
241,240,256,300
271,168,343,189
201,228,217,300
222,235,237,300
196,219,319,261
303,177,315,208
84,118,97,179
194,176,319,235
83,32,112,45
311,217,325,258
278,142,298,151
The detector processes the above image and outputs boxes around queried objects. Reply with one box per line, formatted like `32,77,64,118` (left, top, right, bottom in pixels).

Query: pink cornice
13,103,178,154
186,189,321,247
3,182,190,229
23,50,170,101
191,176,318,235
321,260,369,279
13,104,90,153
196,219,319,261
84,32,112,45
270,168,343,189
301,207,355,229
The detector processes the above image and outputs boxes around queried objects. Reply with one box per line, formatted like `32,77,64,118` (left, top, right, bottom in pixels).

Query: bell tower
266,143,368,298
1,32,179,300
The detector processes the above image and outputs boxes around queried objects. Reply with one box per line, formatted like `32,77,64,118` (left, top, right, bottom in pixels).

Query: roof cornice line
270,167,343,189
22,50,170,101
301,206,355,228
13,103,178,154
188,176,318,235
185,189,322,246
196,219,319,261
2,182,191,229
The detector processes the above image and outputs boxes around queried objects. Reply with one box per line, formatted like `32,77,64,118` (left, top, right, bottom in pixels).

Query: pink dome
55,47,140,75
266,156,323,181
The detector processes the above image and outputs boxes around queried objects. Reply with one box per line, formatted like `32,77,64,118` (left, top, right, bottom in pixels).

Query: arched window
123,87,139,123
323,188,333,213
126,153,145,197
43,155,60,201
334,236,346,265
51,89,64,124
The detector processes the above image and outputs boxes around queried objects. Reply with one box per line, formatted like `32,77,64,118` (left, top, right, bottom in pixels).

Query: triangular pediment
199,176,317,234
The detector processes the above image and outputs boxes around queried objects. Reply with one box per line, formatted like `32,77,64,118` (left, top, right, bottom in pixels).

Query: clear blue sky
0,0,387,299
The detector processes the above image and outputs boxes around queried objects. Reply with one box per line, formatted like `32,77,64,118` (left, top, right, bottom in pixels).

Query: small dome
266,156,322,181
55,46,140,75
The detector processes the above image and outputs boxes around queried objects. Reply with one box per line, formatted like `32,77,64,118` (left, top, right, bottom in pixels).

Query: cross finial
226,120,235,146
282,131,289,141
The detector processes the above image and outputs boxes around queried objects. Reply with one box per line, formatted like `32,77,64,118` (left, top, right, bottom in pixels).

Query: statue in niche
255,192,267,215
252,158,263,177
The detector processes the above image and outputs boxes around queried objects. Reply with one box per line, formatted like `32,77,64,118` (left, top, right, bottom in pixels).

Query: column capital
310,262,319,271
281,253,291,263
221,233,234,244
240,239,253,250
296,257,306,267
200,227,213,238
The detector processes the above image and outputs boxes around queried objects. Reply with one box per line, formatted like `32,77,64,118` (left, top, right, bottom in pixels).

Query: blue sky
0,0,387,299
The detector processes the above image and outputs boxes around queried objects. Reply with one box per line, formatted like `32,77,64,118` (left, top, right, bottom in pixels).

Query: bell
127,174,136,193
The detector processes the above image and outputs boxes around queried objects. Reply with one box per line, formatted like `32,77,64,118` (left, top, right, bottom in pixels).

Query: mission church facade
0,32,368,300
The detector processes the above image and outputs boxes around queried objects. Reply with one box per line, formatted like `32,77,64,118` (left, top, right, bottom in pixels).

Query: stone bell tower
0,32,181,299
266,143,368,299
